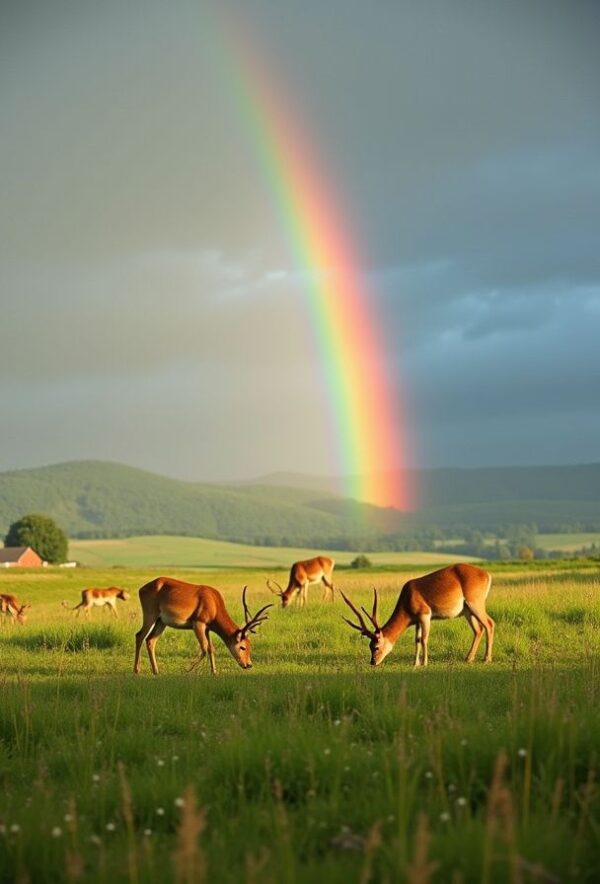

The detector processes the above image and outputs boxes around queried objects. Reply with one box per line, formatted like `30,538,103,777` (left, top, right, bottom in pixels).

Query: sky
1,0,599,487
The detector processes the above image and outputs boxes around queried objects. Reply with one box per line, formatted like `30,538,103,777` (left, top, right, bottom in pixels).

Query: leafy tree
350,554,373,569
4,513,68,564
518,545,535,561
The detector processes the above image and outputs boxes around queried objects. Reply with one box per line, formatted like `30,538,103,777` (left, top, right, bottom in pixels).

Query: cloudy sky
1,0,599,484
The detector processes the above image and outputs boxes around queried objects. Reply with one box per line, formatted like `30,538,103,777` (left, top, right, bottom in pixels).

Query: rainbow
211,15,413,509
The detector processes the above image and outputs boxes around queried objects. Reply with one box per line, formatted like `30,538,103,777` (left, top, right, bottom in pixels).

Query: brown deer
0,593,30,624
267,556,335,607
69,587,130,617
133,577,272,675
341,563,494,667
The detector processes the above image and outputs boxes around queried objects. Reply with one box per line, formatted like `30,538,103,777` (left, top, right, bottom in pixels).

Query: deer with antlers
0,593,30,625
69,587,130,617
133,577,272,675
341,563,494,667
267,556,335,607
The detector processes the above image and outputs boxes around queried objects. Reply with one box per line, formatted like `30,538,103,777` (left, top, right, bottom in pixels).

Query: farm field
1,564,599,882
68,534,479,569
536,532,600,552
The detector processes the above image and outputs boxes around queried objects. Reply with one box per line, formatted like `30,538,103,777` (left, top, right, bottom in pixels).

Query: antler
266,578,284,597
242,585,251,623
361,588,380,632
240,587,273,637
340,590,377,639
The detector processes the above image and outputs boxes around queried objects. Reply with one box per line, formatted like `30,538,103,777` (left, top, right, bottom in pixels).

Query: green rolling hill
0,461,393,547
1,460,600,548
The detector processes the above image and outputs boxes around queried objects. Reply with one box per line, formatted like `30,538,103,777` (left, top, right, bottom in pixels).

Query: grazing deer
267,556,335,607
341,563,494,667
0,593,30,624
133,577,272,675
70,587,130,617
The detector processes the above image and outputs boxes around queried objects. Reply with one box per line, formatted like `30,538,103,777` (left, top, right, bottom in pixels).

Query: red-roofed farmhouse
0,546,45,567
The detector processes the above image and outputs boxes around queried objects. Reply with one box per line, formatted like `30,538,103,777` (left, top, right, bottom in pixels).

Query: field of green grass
69,535,478,569
536,532,600,552
1,564,599,882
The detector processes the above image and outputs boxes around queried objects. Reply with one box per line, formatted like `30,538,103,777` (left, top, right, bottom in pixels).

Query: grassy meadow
1,564,599,882
536,533,600,553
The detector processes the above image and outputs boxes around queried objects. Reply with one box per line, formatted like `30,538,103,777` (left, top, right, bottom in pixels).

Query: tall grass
0,566,599,881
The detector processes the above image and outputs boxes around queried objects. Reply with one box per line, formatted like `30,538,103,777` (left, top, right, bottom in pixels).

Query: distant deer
133,577,272,675
341,563,494,667
69,587,130,617
0,593,30,625
267,556,335,607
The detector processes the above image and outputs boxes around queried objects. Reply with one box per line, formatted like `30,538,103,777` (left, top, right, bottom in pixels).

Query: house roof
0,546,37,563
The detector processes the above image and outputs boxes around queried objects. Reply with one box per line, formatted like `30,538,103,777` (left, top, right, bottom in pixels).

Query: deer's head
16,604,31,625
266,579,294,608
227,587,272,669
341,589,393,666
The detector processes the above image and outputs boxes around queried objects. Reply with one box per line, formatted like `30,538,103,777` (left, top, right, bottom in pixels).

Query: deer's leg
413,623,422,667
108,600,119,618
322,576,335,602
134,615,159,673
464,609,484,663
146,619,167,675
192,622,216,675
299,585,307,606
465,603,495,663
419,614,432,666
207,631,217,675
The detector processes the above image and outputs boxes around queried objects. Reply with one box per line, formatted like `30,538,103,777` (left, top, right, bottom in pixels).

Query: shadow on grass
2,624,126,652
549,607,587,625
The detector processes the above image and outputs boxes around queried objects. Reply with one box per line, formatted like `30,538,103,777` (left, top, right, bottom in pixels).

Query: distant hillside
418,465,600,506
255,465,600,507
1,460,600,547
255,464,600,533
0,461,394,547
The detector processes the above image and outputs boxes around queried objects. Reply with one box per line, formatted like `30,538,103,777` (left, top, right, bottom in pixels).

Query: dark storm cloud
1,0,599,479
